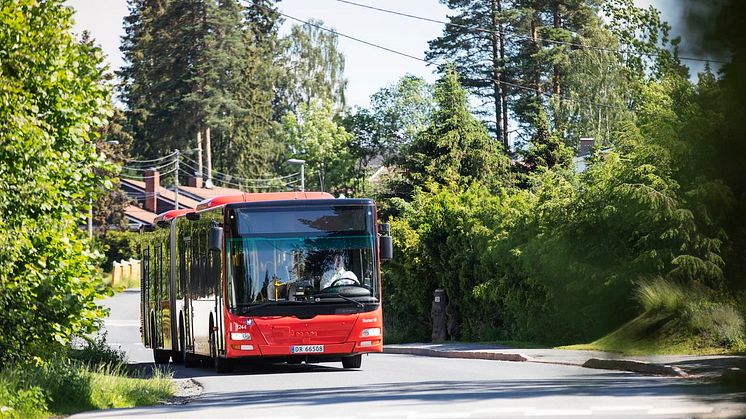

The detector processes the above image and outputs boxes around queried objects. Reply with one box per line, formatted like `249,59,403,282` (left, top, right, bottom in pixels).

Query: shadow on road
94,364,746,417
127,359,353,379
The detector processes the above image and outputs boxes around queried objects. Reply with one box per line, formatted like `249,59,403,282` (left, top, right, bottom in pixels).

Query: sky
66,0,692,109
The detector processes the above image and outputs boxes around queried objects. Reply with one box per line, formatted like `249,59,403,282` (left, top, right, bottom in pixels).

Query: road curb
384,347,528,362
384,346,691,377
582,358,688,377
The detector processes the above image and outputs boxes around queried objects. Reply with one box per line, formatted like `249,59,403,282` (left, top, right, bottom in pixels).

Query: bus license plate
291,345,324,353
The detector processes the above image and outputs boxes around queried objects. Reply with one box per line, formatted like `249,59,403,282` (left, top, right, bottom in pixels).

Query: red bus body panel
223,307,383,358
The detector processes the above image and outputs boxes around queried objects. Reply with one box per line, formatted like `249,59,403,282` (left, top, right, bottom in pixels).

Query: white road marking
472,408,534,414
590,405,653,411
408,413,472,419
524,409,593,416
648,406,714,415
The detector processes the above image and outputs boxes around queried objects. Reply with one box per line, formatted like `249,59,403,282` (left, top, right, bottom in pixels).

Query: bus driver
320,252,359,290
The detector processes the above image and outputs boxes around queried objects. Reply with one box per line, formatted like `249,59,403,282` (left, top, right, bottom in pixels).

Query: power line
124,151,178,165
180,153,300,183
276,11,615,110
122,159,176,173
331,0,727,65
279,12,425,63
120,166,178,180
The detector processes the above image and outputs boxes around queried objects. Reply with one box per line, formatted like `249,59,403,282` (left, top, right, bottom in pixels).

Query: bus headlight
230,332,251,341
361,328,380,337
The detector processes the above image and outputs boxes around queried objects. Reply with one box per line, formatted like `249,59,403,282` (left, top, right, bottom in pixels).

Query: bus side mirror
208,226,223,252
378,223,393,261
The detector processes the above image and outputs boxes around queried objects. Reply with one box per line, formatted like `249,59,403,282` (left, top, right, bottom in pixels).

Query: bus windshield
226,206,379,312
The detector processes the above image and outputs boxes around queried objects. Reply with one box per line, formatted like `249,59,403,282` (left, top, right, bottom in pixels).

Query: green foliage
120,0,281,178
0,334,170,417
0,0,112,364
280,99,356,194
69,332,127,368
275,20,348,117
397,66,511,197
565,278,745,354
97,230,141,272
636,277,688,313
0,361,172,417
343,75,435,196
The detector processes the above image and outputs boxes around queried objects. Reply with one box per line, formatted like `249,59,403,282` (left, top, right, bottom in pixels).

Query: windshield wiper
237,300,302,313
315,293,364,309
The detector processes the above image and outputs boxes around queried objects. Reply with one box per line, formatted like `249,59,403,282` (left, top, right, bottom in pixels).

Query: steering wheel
329,277,360,288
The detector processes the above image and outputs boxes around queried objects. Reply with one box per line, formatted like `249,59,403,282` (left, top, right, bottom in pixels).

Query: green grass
0,362,173,418
557,311,731,355
85,365,174,412
558,279,746,356
0,334,173,418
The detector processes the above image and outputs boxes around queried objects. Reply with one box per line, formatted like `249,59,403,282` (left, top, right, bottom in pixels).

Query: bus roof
153,208,194,224
195,191,334,212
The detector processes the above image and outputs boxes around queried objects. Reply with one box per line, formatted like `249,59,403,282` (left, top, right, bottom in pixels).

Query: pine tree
429,0,607,170
399,66,510,195
427,0,514,149
119,0,282,177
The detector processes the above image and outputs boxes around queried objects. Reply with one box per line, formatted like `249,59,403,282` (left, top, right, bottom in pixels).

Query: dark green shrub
69,332,127,368
97,230,140,271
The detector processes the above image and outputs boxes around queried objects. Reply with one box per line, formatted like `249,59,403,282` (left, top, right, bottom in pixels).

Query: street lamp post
286,158,306,192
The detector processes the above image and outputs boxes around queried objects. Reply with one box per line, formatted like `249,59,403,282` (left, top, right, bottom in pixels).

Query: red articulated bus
140,192,393,372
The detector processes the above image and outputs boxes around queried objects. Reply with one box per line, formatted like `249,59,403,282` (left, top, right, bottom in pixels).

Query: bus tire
210,328,233,373
171,316,184,364
180,318,199,368
342,354,362,369
151,316,171,365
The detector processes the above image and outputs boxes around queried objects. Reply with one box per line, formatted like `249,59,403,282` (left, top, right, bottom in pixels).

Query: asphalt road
76,290,746,418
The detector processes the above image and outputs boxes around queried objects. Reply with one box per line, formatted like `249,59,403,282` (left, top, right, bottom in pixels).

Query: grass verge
559,278,746,356
0,335,173,418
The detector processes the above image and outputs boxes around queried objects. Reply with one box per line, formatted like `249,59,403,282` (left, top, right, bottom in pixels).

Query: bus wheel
151,317,170,365
171,317,184,364
210,329,233,373
181,322,198,368
342,354,362,369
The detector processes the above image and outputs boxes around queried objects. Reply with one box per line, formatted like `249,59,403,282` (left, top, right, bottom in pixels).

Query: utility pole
205,127,213,188
196,130,203,178
174,149,180,210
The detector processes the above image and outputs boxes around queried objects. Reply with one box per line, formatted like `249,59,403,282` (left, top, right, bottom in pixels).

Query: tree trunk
531,18,542,97
553,5,561,96
490,0,504,147
498,0,509,151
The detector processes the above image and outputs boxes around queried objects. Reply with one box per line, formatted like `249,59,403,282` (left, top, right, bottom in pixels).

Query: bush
97,230,140,272
69,332,127,368
0,0,113,366
635,278,745,350
685,301,745,348
0,332,172,417
0,376,47,419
